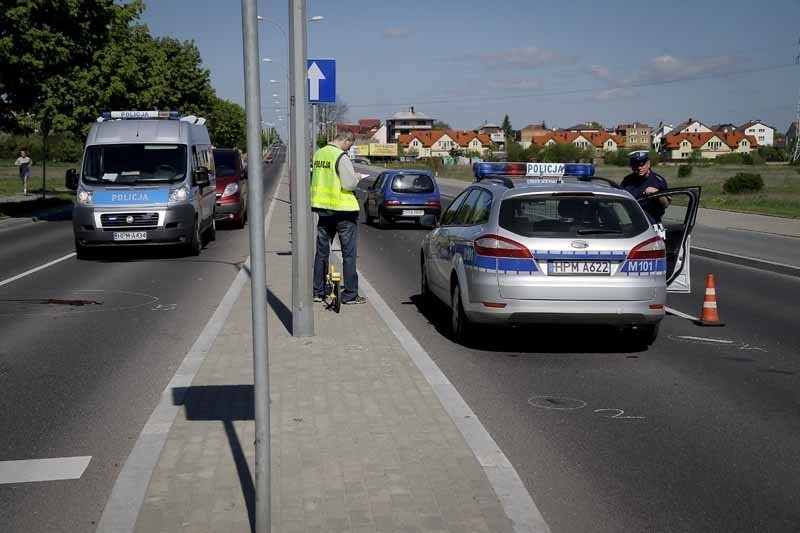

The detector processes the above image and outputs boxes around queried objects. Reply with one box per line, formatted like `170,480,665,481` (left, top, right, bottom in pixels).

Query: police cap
629,150,649,166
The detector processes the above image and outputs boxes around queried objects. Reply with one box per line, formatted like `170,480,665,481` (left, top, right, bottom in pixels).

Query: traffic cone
696,274,724,327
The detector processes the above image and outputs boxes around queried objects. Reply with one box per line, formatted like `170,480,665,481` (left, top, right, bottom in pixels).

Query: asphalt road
0,155,283,533
353,181,800,532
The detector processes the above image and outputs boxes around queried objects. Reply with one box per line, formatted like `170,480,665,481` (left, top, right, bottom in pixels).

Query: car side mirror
193,167,210,187
65,168,78,191
420,214,438,229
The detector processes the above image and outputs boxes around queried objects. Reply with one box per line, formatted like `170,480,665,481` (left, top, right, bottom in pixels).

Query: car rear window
391,173,435,194
213,151,238,177
499,194,649,238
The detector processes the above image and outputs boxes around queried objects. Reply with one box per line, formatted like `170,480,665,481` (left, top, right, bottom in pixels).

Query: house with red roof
398,130,492,158
529,130,626,152
661,131,758,160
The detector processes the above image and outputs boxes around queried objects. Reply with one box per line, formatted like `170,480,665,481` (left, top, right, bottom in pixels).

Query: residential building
652,122,673,152
519,123,549,148
565,122,604,133
711,123,737,133
670,117,712,135
398,130,491,158
386,106,434,142
661,131,758,160
476,122,506,148
529,130,625,152
336,119,382,143
737,120,774,147
615,122,652,148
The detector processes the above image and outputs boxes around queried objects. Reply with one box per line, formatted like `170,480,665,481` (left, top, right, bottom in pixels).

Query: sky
140,0,800,140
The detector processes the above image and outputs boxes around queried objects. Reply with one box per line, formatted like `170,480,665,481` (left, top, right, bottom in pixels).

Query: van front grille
101,212,159,228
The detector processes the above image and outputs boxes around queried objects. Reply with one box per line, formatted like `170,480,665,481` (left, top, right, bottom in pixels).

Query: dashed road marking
0,456,91,485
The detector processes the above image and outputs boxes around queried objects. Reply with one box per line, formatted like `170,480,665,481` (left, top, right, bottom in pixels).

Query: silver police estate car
419,162,700,346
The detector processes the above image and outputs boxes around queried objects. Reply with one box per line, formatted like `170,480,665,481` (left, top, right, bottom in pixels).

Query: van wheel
75,238,92,260
205,217,216,242
187,218,201,256
450,282,471,344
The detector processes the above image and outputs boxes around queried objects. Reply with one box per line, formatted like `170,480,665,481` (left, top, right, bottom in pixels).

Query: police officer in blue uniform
621,151,669,223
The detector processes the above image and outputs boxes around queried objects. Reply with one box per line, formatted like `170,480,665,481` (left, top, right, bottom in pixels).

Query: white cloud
487,79,542,91
479,47,574,69
383,27,411,38
639,54,737,82
594,88,638,101
589,64,612,81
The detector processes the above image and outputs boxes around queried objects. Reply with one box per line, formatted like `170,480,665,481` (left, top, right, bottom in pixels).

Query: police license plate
112,231,147,241
548,261,610,275
402,210,425,217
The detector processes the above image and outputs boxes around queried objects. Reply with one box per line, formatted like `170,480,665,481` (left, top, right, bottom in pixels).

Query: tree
316,96,348,131
501,114,513,140
0,0,118,131
206,97,246,149
433,121,451,130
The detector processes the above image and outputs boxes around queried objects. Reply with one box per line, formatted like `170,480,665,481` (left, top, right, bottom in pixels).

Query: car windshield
499,194,649,239
391,173,435,194
213,150,238,177
82,144,187,184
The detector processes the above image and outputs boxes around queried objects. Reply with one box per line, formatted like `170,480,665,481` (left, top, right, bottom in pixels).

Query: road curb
0,217,36,233
692,246,800,278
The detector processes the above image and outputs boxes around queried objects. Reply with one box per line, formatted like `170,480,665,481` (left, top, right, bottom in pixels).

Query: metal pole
311,104,317,152
241,2,270,531
289,0,314,336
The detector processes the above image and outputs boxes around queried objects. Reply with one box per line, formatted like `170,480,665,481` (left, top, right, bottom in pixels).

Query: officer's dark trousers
313,211,359,302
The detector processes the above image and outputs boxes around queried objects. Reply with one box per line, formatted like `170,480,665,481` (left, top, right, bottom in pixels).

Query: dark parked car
213,148,248,228
362,170,441,227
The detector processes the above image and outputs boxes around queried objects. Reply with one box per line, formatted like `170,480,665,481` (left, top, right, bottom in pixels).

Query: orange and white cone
697,274,724,327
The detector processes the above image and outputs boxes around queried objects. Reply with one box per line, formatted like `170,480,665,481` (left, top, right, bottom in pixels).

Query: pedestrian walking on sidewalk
622,150,669,224
14,150,32,196
311,130,366,305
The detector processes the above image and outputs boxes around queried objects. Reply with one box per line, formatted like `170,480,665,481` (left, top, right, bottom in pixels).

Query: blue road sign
307,59,335,104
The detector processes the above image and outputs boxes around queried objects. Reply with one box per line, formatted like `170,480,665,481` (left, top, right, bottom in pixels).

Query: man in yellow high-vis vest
311,130,366,304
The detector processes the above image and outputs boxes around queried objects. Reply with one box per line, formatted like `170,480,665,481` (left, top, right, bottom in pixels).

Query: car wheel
420,258,434,310
627,323,660,349
235,209,246,229
450,282,471,344
186,217,201,256
377,209,390,228
204,217,216,242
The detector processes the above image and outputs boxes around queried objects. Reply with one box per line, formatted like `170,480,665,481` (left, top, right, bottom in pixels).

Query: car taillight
383,199,401,205
425,200,441,207
628,236,666,259
474,234,532,258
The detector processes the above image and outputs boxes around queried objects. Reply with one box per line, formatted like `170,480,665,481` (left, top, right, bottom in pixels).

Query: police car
419,162,700,346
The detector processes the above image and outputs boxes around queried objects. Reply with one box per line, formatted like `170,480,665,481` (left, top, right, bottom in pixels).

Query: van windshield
82,144,187,184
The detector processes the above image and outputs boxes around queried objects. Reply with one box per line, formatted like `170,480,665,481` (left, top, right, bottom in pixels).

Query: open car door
640,186,701,293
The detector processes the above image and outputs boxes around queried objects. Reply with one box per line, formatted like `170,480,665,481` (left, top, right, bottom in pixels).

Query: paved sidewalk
130,174,519,532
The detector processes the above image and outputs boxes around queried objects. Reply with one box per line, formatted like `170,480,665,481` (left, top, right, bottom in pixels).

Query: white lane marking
676,335,734,344
355,266,551,533
665,306,699,322
693,246,800,273
96,163,284,533
0,456,91,484
0,253,76,288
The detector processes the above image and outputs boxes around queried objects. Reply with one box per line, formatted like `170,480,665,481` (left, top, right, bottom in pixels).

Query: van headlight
77,189,93,206
169,185,190,205
222,182,239,198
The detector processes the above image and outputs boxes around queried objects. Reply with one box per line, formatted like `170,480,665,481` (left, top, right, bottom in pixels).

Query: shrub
677,164,692,177
723,172,764,194
714,153,745,165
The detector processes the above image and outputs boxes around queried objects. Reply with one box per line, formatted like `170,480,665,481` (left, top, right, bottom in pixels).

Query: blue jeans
313,211,359,302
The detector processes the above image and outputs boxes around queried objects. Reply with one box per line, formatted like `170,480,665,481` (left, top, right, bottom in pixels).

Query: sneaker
313,295,324,303
343,295,366,305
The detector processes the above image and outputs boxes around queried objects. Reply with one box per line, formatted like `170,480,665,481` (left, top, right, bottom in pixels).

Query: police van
66,110,217,258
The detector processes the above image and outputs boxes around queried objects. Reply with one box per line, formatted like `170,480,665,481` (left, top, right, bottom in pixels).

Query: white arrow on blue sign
307,59,335,104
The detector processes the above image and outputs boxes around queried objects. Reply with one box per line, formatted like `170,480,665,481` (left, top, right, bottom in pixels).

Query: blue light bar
473,162,594,179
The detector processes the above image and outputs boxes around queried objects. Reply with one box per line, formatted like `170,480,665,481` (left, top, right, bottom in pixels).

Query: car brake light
628,236,666,260
425,200,441,206
474,234,532,258
383,199,401,205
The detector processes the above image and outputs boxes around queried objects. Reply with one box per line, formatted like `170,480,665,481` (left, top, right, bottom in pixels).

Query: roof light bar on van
473,162,595,179
99,110,181,121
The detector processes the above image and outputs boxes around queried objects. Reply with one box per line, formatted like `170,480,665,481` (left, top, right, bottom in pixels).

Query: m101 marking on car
620,258,667,276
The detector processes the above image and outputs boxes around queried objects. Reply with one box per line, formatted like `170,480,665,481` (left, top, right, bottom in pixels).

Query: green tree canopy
432,121,451,130
501,114,513,139
206,97,246,149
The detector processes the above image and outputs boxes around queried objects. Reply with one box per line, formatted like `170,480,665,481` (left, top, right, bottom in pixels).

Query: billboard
351,145,370,157
369,143,398,157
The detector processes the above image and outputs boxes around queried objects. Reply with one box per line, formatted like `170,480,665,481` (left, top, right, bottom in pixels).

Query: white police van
66,110,217,258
